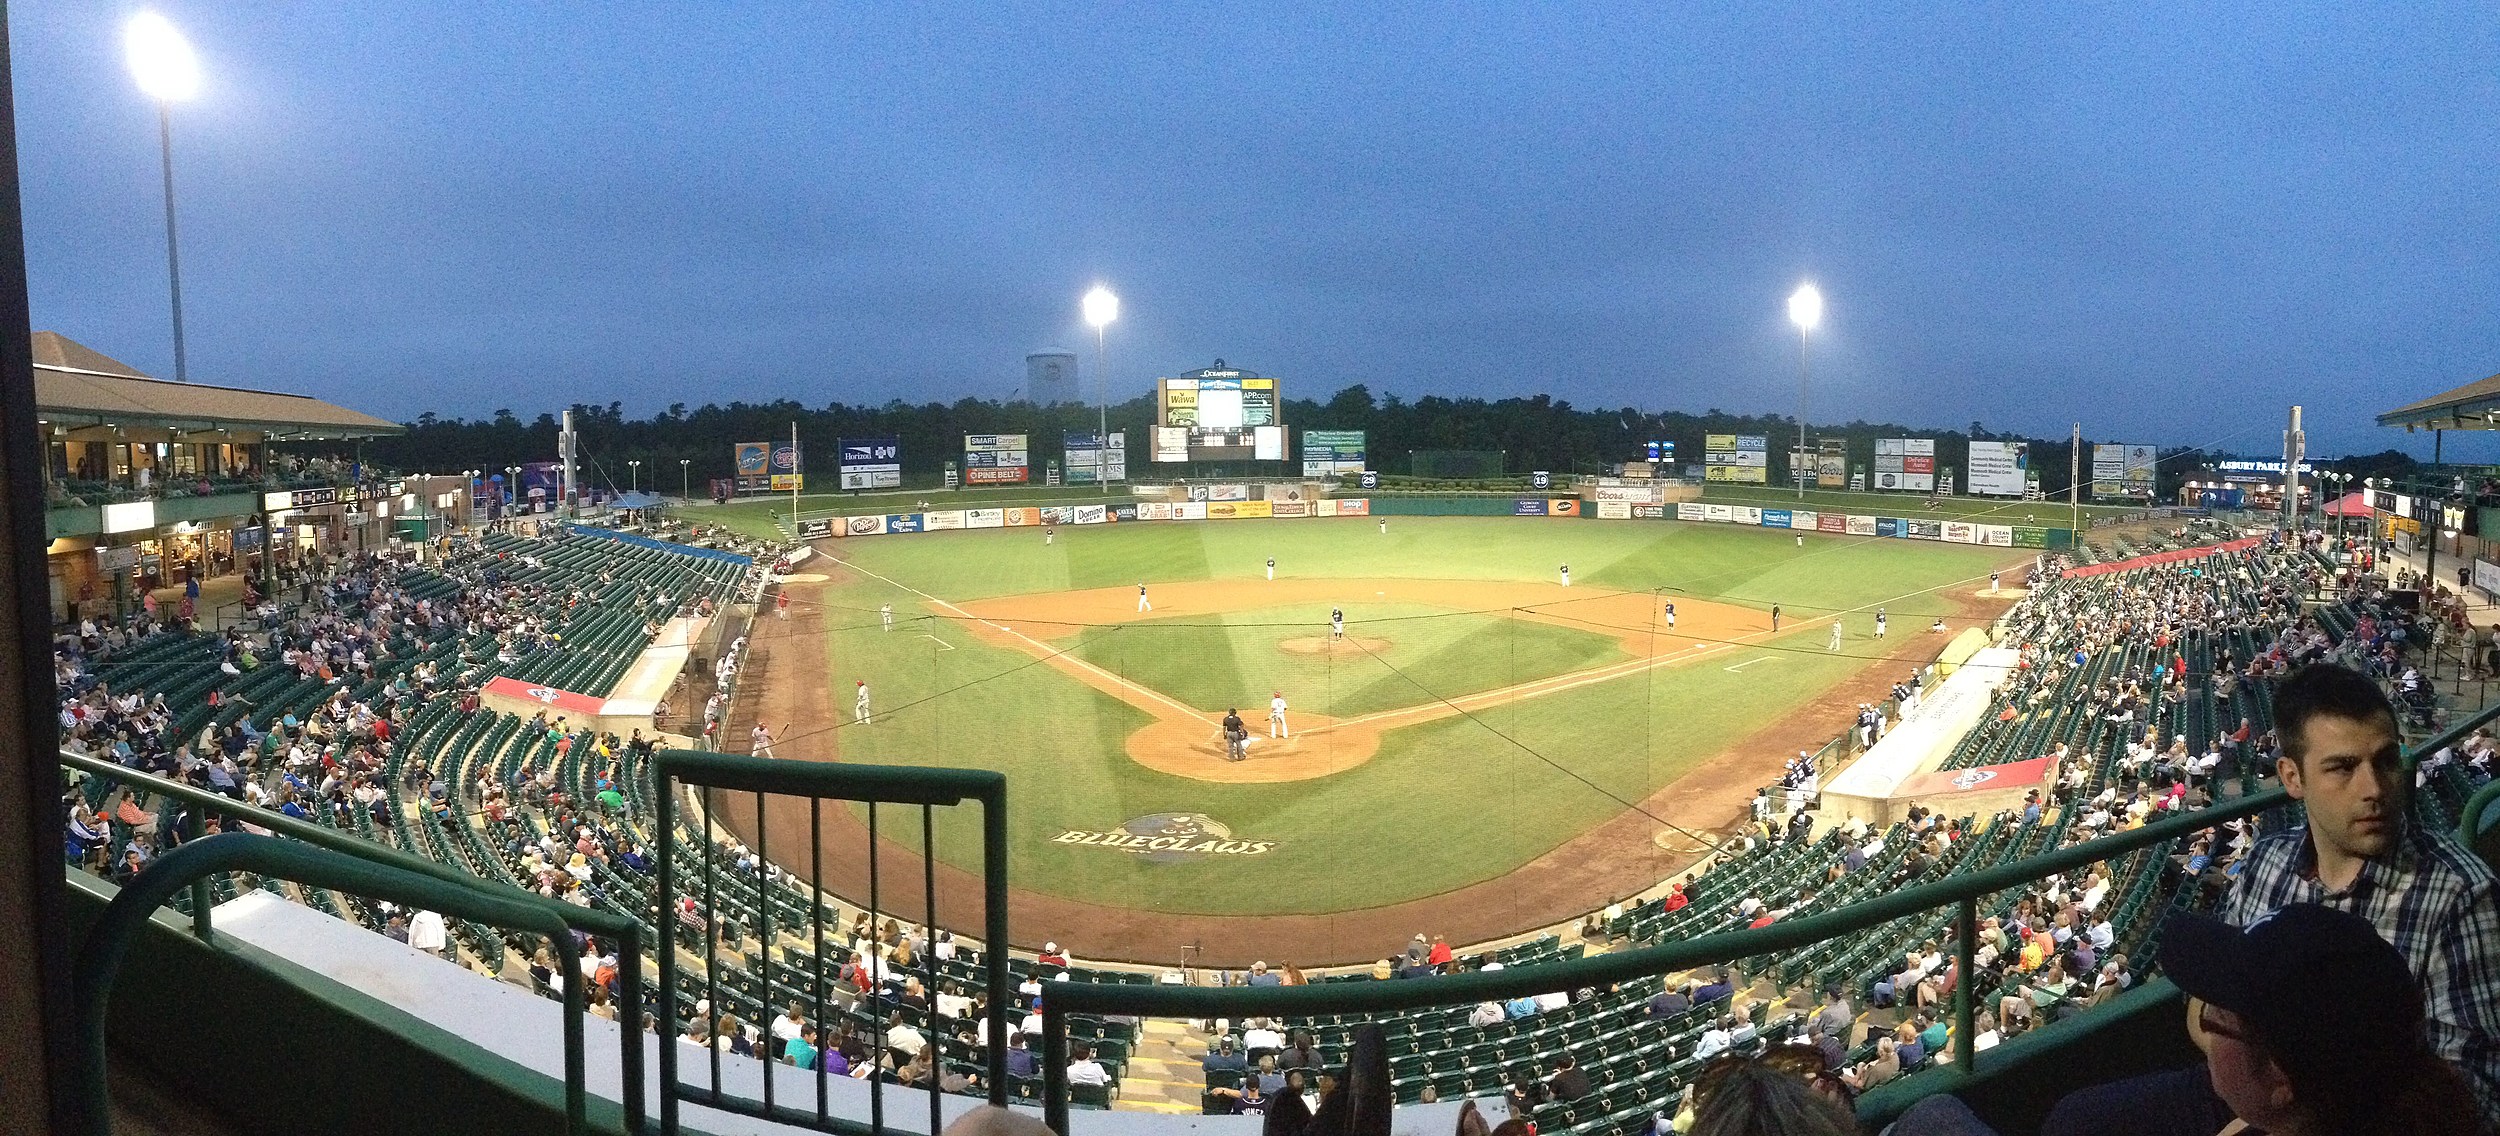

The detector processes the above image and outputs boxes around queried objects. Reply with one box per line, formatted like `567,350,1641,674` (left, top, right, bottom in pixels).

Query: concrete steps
1113,1017,1208,1114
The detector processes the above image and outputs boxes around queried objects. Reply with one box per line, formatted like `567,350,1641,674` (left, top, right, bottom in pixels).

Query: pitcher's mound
1277,635,1390,657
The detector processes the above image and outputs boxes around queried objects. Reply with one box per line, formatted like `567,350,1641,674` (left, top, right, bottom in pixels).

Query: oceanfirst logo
1052,813,1275,862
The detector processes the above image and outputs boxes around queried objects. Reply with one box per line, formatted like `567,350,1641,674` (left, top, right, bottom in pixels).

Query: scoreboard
1156,370,1283,462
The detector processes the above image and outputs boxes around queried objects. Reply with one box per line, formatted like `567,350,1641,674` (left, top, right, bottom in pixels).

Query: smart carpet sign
1052,813,1275,863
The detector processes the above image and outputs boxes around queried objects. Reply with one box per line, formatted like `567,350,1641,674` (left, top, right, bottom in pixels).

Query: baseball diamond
720,512,2026,963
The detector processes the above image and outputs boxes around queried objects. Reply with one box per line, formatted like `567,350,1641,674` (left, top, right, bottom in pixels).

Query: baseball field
725,512,2027,959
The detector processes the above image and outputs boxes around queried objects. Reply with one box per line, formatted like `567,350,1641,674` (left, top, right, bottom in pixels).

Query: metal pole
2430,431,2444,599
1096,324,1109,495
156,103,188,384
790,420,800,527
2069,423,2081,533
1797,326,1809,500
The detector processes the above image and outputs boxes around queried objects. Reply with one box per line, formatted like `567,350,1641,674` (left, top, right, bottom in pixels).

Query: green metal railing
652,750,1011,1135
62,753,647,1136
1035,699,2500,1132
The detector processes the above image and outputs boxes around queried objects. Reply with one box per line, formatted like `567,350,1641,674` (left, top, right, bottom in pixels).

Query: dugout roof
32,331,401,439
2378,370,2500,432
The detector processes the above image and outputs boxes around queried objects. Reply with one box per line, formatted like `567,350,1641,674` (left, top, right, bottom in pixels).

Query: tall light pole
1786,283,1823,501
628,459,641,492
680,458,691,502
126,12,201,383
1083,285,1120,496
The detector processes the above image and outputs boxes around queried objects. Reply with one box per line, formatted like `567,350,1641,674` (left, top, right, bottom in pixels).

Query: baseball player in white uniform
854,681,873,725
1330,607,1345,641
1874,608,1887,638
881,603,895,632
1560,563,1571,587
1663,602,1677,629
1137,582,1152,613
1268,691,1289,738
1829,620,1844,651
751,723,776,759
1266,557,1275,581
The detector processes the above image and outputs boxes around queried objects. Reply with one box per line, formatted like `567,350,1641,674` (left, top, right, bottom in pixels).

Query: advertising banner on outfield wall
1732,506,1762,525
2013,527,2047,547
1335,498,1371,515
1074,505,1108,524
1943,521,1975,543
1176,502,1207,520
1847,515,1877,535
1549,499,1580,515
1819,513,1848,533
1115,504,1140,521
1597,501,1631,519
1595,485,1666,504
1633,504,1666,518
967,509,1005,529
887,514,924,533
925,510,966,530
1236,500,1274,518
1877,518,1900,537
1004,508,1039,527
797,519,834,538
1272,501,1310,517
1705,503,1733,522
1679,502,1709,521
1791,510,1817,530
1761,508,1792,528
1313,499,1340,517
1140,502,1174,520
1905,520,1943,540
1514,499,1548,515
1981,525,2013,546
846,515,888,536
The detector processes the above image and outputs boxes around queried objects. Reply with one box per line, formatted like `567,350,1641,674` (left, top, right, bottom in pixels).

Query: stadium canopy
607,491,664,510
2320,491,2371,518
2377,370,2500,432
32,330,400,440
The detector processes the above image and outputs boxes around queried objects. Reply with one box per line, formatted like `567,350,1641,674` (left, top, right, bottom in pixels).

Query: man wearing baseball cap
2045,664,2500,1134
2161,903,2480,1136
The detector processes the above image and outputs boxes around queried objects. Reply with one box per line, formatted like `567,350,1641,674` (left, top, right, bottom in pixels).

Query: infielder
1137,582,1152,613
1771,605,1782,632
1829,620,1844,651
1559,563,1571,587
1268,690,1289,738
881,603,895,632
1874,608,1888,638
1662,602,1677,629
751,723,776,759
1046,528,1054,546
1378,519,1386,535
853,680,873,725
1989,570,2000,594
1330,607,1345,641
1266,557,1275,581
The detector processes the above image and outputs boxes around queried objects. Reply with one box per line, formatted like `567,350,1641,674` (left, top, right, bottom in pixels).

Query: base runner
854,680,873,725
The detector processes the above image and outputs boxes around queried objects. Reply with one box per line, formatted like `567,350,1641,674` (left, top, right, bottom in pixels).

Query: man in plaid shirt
2046,663,2500,1132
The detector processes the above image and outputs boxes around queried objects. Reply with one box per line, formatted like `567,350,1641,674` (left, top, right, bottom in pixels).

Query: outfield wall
790,492,2075,548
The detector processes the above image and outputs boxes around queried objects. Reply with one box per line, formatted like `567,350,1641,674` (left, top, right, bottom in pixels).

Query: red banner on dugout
483,676,608,716
1893,756,2055,798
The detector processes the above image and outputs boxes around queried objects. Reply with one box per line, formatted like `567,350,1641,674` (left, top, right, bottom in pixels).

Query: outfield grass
1066,603,1629,718
791,515,2017,915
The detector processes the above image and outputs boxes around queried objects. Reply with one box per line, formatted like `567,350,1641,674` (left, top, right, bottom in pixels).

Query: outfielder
853,680,873,725
1874,608,1888,638
1137,582,1152,613
1330,607,1345,641
1266,557,1275,581
1829,620,1844,651
1045,527,1054,546
1559,563,1570,587
881,603,894,632
1268,690,1289,738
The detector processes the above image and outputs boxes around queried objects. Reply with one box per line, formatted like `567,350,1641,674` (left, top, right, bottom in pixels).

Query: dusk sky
13,3,2499,457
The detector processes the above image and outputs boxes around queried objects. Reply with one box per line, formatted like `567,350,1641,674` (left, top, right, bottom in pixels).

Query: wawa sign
1052,813,1275,863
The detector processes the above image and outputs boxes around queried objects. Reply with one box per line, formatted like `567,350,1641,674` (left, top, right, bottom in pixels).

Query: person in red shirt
1426,936,1453,969
1661,883,1689,913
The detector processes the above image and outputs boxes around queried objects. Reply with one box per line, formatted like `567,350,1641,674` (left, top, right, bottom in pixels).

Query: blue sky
14,3,2500,456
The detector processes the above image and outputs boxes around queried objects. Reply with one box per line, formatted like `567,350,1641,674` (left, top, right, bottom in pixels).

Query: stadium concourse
51,509,2488,1127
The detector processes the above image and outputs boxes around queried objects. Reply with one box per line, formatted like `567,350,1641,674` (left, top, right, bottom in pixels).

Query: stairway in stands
1113,1020,1212,1114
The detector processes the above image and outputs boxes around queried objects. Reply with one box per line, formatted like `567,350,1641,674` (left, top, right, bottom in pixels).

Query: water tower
1026,350,1080,404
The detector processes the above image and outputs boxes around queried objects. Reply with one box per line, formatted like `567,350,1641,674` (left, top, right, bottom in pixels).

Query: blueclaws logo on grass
1051,813,1275,863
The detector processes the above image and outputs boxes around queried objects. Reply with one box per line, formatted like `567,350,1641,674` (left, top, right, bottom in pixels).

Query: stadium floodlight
126,12,200,101
1786,282,1822,499
1787,283,1823,332
1082,285,1120,494
128,12,202,384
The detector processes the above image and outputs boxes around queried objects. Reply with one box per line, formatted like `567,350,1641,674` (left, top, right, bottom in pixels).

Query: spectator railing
1036,697,2500,1132
652,750,1011,1135
60,752,647,1136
